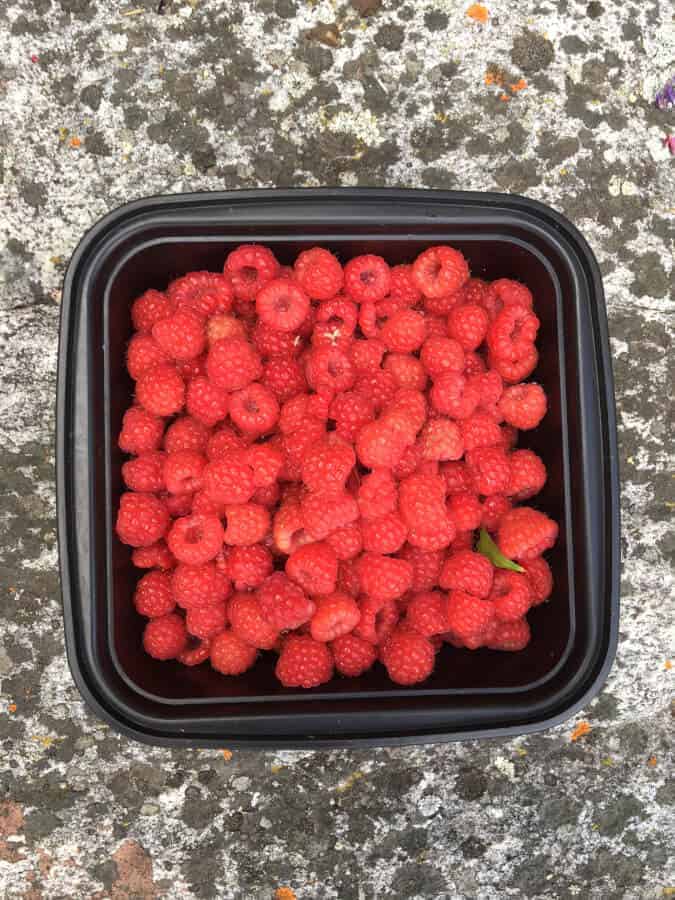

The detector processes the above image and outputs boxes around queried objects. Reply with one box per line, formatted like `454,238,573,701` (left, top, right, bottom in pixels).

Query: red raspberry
344,254,391,303
116,492,170,547
206,313,247,345
446,590,496,647
263,356,307,403
132,541,175,571
119,406,164,454
256,278,310,332
143,613,187,660
153,309,206,361
357,553,413,602
389,264,422,306
336,558,361,597
176,355,207,382
168,271,234,319
497,507,558,561
447,491,483,531
441,461,471,495
186,602,228,640
225,544,273,590
245,444,284,488
206,427,246,461
223,503,270,546
177,638,212,667
294,247,344,300
228,591,279,649
313,298,357,349
172,562,230,609
253,482,280,507
330,391,375,442
466,446,511,495
407,515,456,551
133,570,175,618
167,513,225,565
228,383,280,436
400,544,443,591
362,512,408,554
380,628,435,685
430,372,479,419
357,469,398,520
450,529,475,551
490,570,532,622
353,595,399,645
463,351,487,377
420,418,464,461
325,522,363,560
460,412,503,452
439,550,494,598
136,364,185,417
481,494,512,531
224,244,279,301
354,370,398,412
203,455,255,504
405,590,448,637
490,346,539,384
491,278,534,310
252,320,302,358
498,383,547,430
507,449,547,500
500,425,518,450
486,618,531,651
164,416,210,455
330,633,377,677
422,290,463,316
131,288,175,333
356,418,410,470
278,393,323,435
301,438,355,495
190,491,225,517
286,541,338,595
257,572,315,631
447,303,489,351
162,491,193,517
412,245,469,298
122,451,166,493
280,419,326,481
306,345,355,394
380,309,427,353
349,338,386,373
383,353,428,391
520,556,553,605
163,450,206,495
420,336,465,377
126,333,169,380
398,472,446,528
487,305,539,362
206,337,262,392
275,635,334,688
301,490,359,541
185,376,229,427
210,629,257,675
310,593,360,642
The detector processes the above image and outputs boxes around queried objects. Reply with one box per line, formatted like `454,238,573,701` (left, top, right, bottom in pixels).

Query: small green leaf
476,528,525,572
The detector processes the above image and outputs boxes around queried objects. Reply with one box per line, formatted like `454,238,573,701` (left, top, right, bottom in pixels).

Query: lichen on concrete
1,0,673,897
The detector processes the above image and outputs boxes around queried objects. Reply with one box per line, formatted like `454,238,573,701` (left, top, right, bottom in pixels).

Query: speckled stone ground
1,0,673,897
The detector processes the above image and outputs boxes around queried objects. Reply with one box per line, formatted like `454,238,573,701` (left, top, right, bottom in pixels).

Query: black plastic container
57,189,620,747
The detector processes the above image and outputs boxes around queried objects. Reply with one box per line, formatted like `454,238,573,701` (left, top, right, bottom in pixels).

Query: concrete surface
1,0,673,897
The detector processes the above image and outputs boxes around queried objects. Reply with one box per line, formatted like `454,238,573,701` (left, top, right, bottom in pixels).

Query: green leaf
476,528,525,573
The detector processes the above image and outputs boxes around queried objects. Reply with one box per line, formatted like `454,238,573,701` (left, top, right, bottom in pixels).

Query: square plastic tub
56,188,619,747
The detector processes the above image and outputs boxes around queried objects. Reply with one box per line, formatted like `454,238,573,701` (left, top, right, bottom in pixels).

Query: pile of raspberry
116,244,558,688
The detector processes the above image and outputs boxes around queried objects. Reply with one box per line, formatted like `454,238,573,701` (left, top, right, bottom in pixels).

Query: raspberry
466,446,511,495
206,337,262,392
189,491,223,517
163,450,206,495
279,394,320,435
422,289,463,316
203,455,255,504
256,278,311,332
164,416,210,455
430,372,479,419
447,491,483,531
356,418,410,470
353,595,399,644
162,491,193,517
116,492,170,547
301,438,356,495
280,420,326,481
143,614,187,660
272,502,307,553
301,490,359,541
487,305,540,362
228,592,279,649
405,591,448,637
441,461,471,495
186,602,228,640
507,449,547,500
136,364,185,417
420,336,465,377
407,516,456,551
153,309,206,361
252,320,302,358
177,638,211,667
388,439,423,480
244,443,283,488
490,346,539,384
460,412,503,452
126,333,169,380
344,254,391,303
447,303,489,351
310,593,361,642
131,289,175,333
224,244,279,301
167,513,225,565
463,351,487,378
398,472,446,529
412,245,469,298
172,562,230,609
330,391,375,442
389,264,422,306
286,541,338,595
451,529,475,551
263,356,307,403
275,635,334,688
490,570,532,622
294,247,344,300
185,376,229,427
362,512,408,554
122,451,166,493
497,507,558,561
210,629,257,675
481,494,512,531
253,481,280,507
491,278,534,310
380,629,435,685
119,406,164,454
257,572,315,631
168,271,234,319
520,556,553,605
206,427,246,461
325,522,363,560
498,383,547,430
445,590,496,647
439,550,494,598
228,383,280,436
226,544,273,589
330,633,377,677
206,313,247,344
399,544,443,592
176,356,207,382
306,345,356,394
357,468,398,520
500,425,518,450
349,338,386,373
380,309,427,353
357,553,413,602
486,618,531,651
383,353,428,391
133,570,175,618
132,541,175,571
313,298,358,349
336,558,361,597
354,370,398,412
420,418,464,461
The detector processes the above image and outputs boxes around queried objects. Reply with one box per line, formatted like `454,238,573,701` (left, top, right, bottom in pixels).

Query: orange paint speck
510,79,528,92
570,721,591,741
499,93,511,102
8,704,17,714
466,3,489,24
221,749,233,761
275,889,297,900
665,660,672,670
647,756,657,767
69,137,81,148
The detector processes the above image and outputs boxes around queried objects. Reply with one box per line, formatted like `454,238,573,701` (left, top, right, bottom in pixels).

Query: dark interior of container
99,229,577,705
